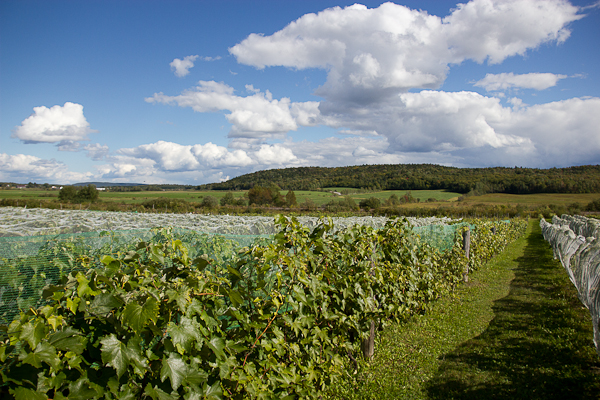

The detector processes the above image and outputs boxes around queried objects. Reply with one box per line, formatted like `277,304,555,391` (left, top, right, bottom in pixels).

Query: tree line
197,164,600,195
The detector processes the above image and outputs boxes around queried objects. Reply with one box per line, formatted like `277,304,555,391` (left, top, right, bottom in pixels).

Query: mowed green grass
327,220,600,399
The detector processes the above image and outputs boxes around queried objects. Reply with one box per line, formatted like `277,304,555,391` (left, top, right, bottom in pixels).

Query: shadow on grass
425,224,600,399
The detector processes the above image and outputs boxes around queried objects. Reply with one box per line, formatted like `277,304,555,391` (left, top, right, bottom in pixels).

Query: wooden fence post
462,227,470,282
361,320,375,359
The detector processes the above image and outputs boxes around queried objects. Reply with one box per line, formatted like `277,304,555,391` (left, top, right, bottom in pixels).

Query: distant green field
2,188,596,209
0,188,460,206
0,189,59,199
98,190,247,204
459,192,600,206
320,188,461,203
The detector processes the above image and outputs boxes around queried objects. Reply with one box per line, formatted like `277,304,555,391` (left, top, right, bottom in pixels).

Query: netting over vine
540,215,600,355
0,228,269,325
0,213,468,325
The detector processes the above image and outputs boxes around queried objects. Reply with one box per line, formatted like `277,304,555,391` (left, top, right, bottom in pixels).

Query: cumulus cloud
12,102,95,145
312,89,600,167
505,97,600,164
170,55,199,77
229,0,581,103
146,81,321,140
95,140,305,183
443,0,581,64
115,140,289,172
473,72,568,91
0,153,92,183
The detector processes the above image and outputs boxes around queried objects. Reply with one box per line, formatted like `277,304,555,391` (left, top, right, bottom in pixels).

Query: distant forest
197,164,600,195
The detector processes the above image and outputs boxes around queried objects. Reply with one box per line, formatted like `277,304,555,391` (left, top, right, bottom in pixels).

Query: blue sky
1,0,599,185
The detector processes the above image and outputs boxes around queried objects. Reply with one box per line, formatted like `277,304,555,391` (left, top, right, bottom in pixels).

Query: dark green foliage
359,197,381,210
586,198,600,211
140,197,194,213
0,218,526,399
285,190,297,207
58,185,99,203
324,196,358,212
58,186,78,201
77,184,100,202
198,164,600,194
248,185,285,206
200,195,218,208
219,192,235,206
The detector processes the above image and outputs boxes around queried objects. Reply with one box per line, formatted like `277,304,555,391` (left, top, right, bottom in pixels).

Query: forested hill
198,164,600,195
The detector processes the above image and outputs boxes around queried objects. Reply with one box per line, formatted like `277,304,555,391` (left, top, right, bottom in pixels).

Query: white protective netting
540,215,600,355
0,207,457,237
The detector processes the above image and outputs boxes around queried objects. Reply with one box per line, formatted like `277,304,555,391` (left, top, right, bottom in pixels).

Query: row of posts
360,224,496,360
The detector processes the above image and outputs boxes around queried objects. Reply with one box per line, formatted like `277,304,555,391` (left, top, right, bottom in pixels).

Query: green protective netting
412,223,468,252
0,228,272,325
0,218,467,325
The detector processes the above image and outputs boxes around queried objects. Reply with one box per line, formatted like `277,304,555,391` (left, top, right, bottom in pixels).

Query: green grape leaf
76,272,100,298
122,297,159,331
207,336,226,360
67,376,104,400
166,288,190,311
9,387,48,400
167,317,201,355
90,292,124,315
228,289,243,307
203,381,223,400
100,334,130,378
192,254,210,271
19,320,46,350
160,354,187,391
48,327,86,354
149,245,165,264
144,383,179,400
20,342,60,370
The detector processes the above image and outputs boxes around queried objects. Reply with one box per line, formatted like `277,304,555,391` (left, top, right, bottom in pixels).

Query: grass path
329,220,600,399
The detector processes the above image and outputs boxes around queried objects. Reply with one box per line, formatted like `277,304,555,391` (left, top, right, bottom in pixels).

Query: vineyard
0,211,526,399
540,215,600,355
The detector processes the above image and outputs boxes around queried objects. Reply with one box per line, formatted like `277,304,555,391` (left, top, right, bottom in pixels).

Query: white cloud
57,140,82,152
95,140,305,183
254,144,297,164
505,97,600,164
84,143,110,161
12,102,95,145
473,72,568,91
312,90,600,168
229,0,582,103
443,0,581,64
170,55,199,77
115,140,253,172
201,56,221,62
389,90,527,151
0,153,91,183
146,81,321,140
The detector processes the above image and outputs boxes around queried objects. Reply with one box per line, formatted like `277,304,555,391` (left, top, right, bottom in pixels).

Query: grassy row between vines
328,220,600,399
